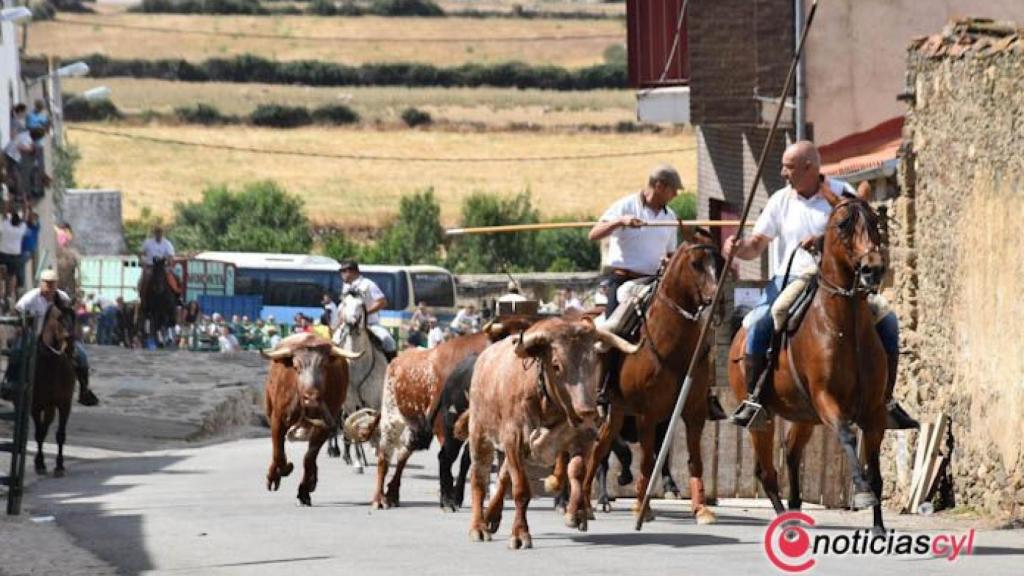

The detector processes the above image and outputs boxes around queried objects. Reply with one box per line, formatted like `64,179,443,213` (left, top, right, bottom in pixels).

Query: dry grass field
63,78,636,127
67,122,696,227
31,10,624,67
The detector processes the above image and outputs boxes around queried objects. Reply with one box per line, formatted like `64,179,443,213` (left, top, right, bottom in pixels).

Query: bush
311,103,360,125
369,0,443,17
65,54,629,91
175,103,232,125
28,1,56,20
445,192,540,273
400,107,432,128
249,104,313,128
63,97,121,121
133,0,267,14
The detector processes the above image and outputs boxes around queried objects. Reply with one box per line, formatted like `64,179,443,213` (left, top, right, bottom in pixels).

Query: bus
193,252,458,331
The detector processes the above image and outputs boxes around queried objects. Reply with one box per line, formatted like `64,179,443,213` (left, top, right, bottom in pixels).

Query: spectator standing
20,208,39,285
26,100,50,135
0,204,28,300
4,128,41,202
9,103,27,136
321,294,338,329
217,325,241,353
564,289,583,313
267,325,281,348
313,312,332,340
426,317,445,349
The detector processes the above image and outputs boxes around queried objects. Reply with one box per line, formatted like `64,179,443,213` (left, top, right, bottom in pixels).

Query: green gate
1,315,39,515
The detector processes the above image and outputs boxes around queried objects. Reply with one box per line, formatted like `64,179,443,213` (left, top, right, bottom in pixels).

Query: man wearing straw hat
590,164,727,421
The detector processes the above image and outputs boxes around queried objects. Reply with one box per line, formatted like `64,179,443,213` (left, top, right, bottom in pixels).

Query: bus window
410,272,455,308
361,272,407,311
263,270,331,307
234,270,265,297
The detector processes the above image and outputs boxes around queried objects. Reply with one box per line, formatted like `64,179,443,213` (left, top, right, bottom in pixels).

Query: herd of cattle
261,305,651,548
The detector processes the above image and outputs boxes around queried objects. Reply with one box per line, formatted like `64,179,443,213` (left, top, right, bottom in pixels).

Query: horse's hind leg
784,422,815,511
750,421,786,514
356,442,369,469
53,403,72,477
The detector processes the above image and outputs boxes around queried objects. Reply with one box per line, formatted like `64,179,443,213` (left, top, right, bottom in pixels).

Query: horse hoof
353,465,364,475
509,534,533,550
35,466,47,476
853,492,879,510
469,528,492,542
371,499,384,510
695,507,717,525
601,502,612,514
327,447,340,458
297,494,312,507
586,507,596,521
53,468,65,478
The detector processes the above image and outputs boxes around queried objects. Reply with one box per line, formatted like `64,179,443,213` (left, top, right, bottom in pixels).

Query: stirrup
731,398,770,431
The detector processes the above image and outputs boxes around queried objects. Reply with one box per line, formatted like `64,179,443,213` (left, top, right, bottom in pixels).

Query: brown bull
467,317,638,550
352,318,533,510
262,333,361,506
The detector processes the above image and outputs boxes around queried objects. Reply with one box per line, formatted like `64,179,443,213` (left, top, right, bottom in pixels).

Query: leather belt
610,268,645,281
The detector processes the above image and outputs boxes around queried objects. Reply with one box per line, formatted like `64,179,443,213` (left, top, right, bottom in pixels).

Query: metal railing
1,314,38,515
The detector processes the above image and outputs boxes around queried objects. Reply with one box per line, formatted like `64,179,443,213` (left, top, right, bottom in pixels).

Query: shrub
133,0,267,14
28,1,56,20
400,107,432,127
175,103,231,125
369,0,443,17
249,104,313,128
62,97,121,121
311,103,360,125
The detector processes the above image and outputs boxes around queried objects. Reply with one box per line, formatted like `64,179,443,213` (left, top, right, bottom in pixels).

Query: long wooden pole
634,0,821,531
446,220,748,236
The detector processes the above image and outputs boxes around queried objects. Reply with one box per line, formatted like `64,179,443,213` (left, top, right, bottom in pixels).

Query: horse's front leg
683,415,716,524
53,403,72,477
862,424,887,534
631,422,657,522
835,421,878,510
784,422,816,511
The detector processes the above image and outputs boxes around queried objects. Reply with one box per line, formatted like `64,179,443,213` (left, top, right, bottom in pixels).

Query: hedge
63,54,628,90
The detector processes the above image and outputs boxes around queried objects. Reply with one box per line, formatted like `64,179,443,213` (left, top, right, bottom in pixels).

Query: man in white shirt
138,225,178,298
725,141,915,429
5,270,99,405
321,293,339,330
339,260,396,360
450,304,480,335
426,317,445,349
590,165,727,421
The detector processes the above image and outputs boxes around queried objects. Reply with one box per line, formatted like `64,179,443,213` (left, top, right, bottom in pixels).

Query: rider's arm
366,297,387,315
588,216,642,241
725,234,772,261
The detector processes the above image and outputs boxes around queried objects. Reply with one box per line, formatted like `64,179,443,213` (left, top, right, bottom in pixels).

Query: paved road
15,438,1024,576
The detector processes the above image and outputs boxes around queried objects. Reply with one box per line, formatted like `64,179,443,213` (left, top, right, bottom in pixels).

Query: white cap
40,269,58,282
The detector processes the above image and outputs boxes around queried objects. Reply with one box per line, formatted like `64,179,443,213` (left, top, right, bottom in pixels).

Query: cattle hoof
543,475,561,494
35,464,47,475
327,446,340,458
371,499,384,510
353,464,364,475
280,462,294,477
297,494,312,507
694,507,717,525
853,491,879,510
486,515,502,534
633,507,655,522
508,534,532,550
469,528,492,542
600,502,612,514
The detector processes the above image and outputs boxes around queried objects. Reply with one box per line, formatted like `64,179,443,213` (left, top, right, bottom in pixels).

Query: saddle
782,276,819,335
597,277,657,344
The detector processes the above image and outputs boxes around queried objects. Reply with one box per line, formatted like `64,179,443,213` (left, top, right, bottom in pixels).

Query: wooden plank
910,415,948,513
906,422,933,511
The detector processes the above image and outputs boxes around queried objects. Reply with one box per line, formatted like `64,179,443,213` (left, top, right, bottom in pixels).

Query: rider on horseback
339,260,396,362
588,164,727,421
725,141,917,430
138,225,179,300
2,269,99,406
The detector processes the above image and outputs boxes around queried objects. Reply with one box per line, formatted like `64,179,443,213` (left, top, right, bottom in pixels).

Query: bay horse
727,187,889,532
138,257,178,345
582,242,721,524
32,303,78,477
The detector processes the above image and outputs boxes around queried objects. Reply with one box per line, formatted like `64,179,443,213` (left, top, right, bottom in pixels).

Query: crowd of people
5,100,51,205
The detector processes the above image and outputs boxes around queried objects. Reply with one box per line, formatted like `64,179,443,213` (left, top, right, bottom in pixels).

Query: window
362,272,405,310
410,272,455,308
236,269,333,307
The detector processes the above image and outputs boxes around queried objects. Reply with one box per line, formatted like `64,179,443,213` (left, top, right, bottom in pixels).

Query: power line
52,16,623,44
68,125,695,163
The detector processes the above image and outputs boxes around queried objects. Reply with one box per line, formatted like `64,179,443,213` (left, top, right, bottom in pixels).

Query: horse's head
662,241,721,310
821,181,886,291
41,303,74,357
341,292,366,332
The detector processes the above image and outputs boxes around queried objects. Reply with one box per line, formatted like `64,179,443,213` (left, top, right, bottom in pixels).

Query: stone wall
889,19,1024,519
63,190,127,256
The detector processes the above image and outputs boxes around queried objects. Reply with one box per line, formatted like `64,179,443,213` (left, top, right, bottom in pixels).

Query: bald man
724,141,916,430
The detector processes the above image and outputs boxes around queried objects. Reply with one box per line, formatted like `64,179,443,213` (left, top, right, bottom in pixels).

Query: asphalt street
16,437,1024,576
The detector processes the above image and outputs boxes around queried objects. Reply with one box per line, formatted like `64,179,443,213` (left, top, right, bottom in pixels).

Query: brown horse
32,303,78,477
582,242,721,524
727,188,889,532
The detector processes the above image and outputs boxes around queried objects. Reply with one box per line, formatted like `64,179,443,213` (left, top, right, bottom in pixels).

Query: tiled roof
910,18,1023,59
820,117,903,178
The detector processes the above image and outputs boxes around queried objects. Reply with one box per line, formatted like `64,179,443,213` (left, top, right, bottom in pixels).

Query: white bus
193,252,458,329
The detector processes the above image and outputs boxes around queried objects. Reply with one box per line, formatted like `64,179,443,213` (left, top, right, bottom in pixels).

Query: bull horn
515,330,551,358
331,345,364,359
260,347,292,360
344,408,381,443
594,328,640,355
483,321,503,335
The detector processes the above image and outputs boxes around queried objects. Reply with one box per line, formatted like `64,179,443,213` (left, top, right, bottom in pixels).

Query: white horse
329,292,388,473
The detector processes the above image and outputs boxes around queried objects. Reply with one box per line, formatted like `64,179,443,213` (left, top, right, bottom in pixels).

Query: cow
466,317,638,549
348,317,533,510
431,352,478,511
262,333,361,506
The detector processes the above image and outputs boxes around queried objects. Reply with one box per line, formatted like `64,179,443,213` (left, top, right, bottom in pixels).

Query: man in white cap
589,164,727,421
3,269,99,405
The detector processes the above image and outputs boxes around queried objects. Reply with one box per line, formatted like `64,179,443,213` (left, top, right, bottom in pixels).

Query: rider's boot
730,354,767,429
884,350,918,429
76,366,100,407
706,393,727,421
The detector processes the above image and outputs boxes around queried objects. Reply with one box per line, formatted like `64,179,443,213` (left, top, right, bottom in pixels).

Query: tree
172,181,312,253
123,207,167,255
534,216,600,272
445,192,540,273
369,189,444,264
